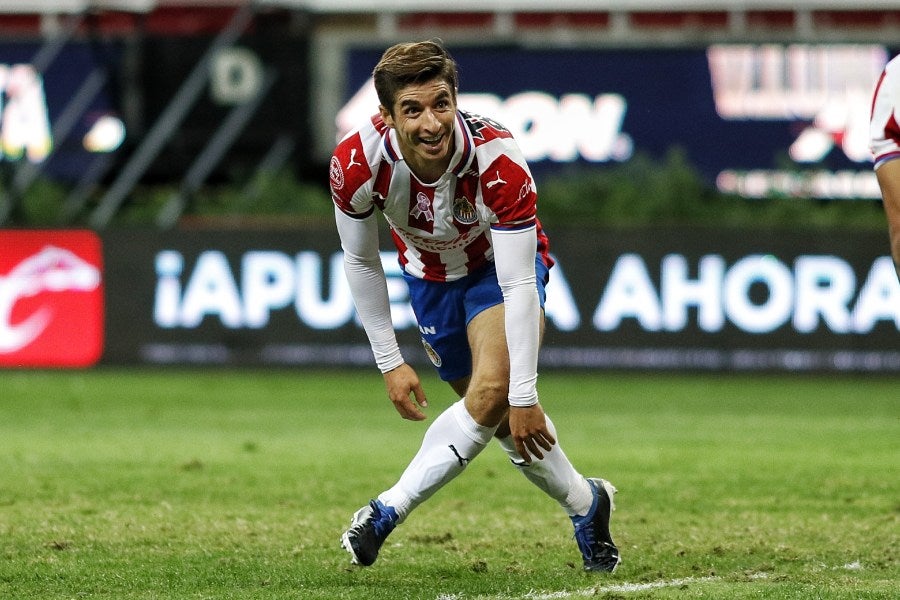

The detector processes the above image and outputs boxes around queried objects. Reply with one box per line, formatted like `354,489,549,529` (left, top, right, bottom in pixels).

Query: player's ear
379,105,395,128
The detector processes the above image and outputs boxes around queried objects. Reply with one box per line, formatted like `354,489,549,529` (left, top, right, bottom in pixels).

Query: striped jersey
330,110,553,282
871,55,900,170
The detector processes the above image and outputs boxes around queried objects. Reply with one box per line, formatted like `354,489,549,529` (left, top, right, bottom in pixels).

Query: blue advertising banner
339,44,895,200
0,26,311,186
91,226,899,373
4,226,892,371
0,41,124,181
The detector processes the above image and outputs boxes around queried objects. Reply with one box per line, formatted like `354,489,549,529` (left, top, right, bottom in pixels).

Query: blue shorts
403,257,550,382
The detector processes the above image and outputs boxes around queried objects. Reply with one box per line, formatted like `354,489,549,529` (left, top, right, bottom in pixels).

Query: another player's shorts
403,257,550,382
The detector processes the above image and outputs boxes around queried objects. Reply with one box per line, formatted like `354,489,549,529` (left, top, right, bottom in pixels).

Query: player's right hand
383,363,428,421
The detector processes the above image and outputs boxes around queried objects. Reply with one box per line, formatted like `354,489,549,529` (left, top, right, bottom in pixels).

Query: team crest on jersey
410,192,435,222
421,339,442,367
329,156,344,190
452,197,477,225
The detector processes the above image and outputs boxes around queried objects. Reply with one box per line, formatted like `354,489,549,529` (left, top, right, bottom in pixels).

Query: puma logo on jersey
347,148,362,169
485,171,507,189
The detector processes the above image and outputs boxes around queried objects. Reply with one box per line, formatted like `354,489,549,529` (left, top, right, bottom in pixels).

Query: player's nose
421,109,441,132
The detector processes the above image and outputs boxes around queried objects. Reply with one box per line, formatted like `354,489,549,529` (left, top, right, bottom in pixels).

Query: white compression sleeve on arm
491,225,540,407
335,206,404,373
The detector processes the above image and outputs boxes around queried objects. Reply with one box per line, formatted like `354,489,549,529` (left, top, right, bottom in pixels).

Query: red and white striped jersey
871,55,900,170
330,110,552,282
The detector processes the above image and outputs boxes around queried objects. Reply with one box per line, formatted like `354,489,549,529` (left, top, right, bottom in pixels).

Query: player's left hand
509,403,556,464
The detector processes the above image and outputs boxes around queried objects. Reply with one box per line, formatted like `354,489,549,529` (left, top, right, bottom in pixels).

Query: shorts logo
452,197,477,225
0,230,104,367
329,155,344,190
421,338,442,367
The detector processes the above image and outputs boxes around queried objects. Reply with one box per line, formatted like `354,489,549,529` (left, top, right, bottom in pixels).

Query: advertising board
340,44,896,200
138,29,310,180
0,24,310,187
93,227,899,373
0,229,104,367
0,41,124,182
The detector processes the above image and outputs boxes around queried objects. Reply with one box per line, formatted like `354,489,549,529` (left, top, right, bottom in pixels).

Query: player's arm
334,206,427,419
491,225,555,462
875,159,900,281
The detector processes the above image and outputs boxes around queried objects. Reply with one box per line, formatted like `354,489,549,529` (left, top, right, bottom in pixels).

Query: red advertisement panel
0,230,104,367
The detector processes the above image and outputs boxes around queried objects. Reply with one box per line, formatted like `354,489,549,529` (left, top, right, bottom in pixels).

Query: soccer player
330,40,620,573
870,53,900,281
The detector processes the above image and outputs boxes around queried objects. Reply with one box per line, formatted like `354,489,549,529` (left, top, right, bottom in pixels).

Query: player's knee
464,378,509,425
469,378,508,404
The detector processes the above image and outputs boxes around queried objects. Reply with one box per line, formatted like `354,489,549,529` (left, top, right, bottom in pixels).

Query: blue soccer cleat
340,499,399,566
571,478,621,572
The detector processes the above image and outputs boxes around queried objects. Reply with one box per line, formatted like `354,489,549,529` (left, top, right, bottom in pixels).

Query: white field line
523,576,720,598
442,576,721,600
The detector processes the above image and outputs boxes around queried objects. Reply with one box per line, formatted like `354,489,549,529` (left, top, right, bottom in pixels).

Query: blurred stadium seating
1,1,898,42
1,2,897,372
0,1,896,227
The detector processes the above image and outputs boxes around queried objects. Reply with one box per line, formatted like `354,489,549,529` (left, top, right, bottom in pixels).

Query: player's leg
374,395,497,521
342,393,497,566
494,427,621,571
461,303,514,427
466,305,595,518
341,276,495,567
467,281,621,572
373,275,500,518
494,413,620,571
448,376,468,398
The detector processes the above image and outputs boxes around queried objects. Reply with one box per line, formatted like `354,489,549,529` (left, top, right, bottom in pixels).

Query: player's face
381,78,457,182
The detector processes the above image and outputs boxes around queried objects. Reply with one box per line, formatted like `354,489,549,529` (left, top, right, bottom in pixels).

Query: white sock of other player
496,414,594,517
378,398,496,523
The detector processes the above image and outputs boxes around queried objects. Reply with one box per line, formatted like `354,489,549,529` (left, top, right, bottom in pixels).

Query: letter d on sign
210,47,263,105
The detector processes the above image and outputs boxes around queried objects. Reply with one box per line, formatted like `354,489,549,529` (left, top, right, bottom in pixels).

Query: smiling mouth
419,134,444,149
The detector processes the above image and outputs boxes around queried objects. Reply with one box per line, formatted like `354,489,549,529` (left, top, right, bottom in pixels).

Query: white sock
378,399,496,523
496,414,594,517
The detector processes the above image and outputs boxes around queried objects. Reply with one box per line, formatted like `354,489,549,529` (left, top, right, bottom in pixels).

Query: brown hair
372,40,459,115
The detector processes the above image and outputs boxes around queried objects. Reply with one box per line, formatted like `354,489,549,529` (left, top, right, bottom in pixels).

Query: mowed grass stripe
0,370,896,599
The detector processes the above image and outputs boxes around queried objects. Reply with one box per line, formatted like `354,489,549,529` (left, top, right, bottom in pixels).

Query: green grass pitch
0,369,896,599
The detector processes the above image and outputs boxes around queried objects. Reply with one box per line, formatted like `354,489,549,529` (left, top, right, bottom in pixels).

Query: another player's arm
875,158,900,280
334,206,428,419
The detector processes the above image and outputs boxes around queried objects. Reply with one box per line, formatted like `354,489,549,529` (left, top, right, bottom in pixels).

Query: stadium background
0,0,898,372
